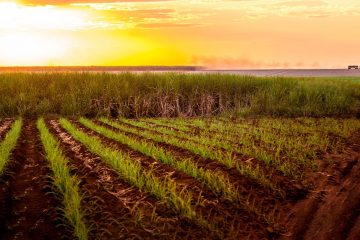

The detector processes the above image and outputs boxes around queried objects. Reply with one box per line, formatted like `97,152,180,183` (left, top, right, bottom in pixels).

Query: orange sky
0,0,359,69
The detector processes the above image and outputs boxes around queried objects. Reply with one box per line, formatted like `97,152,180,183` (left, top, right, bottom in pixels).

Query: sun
0,1,89,31
0,1,89,66
0,32,70,66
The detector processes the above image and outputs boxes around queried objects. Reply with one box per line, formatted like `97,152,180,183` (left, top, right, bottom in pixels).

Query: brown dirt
0,120,67,240
94,120,285,197
0,117,358,240
160,118,320,148
281,131,360,240
140,119,306,172
139,120,192,133
99,119,360,239
73,120,208,194
77,119,291,239
102,119,305,199
0,119,13,140
47,119,209,239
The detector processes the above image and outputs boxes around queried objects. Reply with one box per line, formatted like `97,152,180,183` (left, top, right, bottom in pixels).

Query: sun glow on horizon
1,0,360,68
0,1,91,65
0,1,177,66
0,31,69,65
0,1,187,66
0,1,92,30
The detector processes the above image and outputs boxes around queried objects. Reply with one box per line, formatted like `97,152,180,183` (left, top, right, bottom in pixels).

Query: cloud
0,1,204,30
0,2,93,31
203,0,360,19
268,0,326,8
20,0,172,5
100,8,176,22
10,0,360,31
75,1,209,29
137,22,199,28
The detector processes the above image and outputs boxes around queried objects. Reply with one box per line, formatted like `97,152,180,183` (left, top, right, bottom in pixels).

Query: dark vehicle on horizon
348,65,359,69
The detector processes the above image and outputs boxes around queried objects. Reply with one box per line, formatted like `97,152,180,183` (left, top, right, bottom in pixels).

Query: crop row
101,118,288,192
1,117,359,239
142,117,359,167
79,118,236,200
0,119,22,175
75,118,285,232
37,119,88,240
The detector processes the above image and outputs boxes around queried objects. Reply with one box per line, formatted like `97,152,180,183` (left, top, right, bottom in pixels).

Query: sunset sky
0,0,359,69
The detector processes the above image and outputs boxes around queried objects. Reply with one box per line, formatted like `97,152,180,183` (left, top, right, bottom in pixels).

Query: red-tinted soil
0,118,359,240
0,120,67,240
77,120,291,239
99,119,305,199
94,119,360,240
154,120,360,240
47,119,210,239
281,131,360,240
0,119,13,140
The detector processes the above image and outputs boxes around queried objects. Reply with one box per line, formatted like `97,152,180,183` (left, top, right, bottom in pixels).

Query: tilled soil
0,120,66,240
0,119,13,140
0,118,359,240
47,119,209,239
85,119,360,240
94,118,308,228
76,120,286,239
97,120,305,199
281,131,360,240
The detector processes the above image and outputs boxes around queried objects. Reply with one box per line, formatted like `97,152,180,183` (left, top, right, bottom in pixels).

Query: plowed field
0,117,359,240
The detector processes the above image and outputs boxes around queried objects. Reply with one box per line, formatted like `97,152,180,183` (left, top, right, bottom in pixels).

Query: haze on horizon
0,0,359,69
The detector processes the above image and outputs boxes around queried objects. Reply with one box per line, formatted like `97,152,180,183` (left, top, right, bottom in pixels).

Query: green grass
124,118,302,183
100,118,281,192
0,119,22,175
79,117,237,200
59,118,210,228
81,117,287,231
37,118,88,240
0,72,359,118
101,116,360,188
144,118,326,166
147,117,356,161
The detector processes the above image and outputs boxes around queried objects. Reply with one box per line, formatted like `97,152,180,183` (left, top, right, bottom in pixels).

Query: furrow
153,118,338,159
80,117,237,201
0,119,14,141
0,120,21,175
50,119,210,239
72,120,204,198
102,118,306,198
69,119,276,239
0,120,67,240
37,118,88,240
93,119,296,200
123,118,312,174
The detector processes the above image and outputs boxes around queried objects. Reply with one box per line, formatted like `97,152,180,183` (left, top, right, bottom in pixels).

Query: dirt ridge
48,119,208,239
0,120,66,240
76,119,283,239
113,120,306,197
281,131,360,240
0,119,14,140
